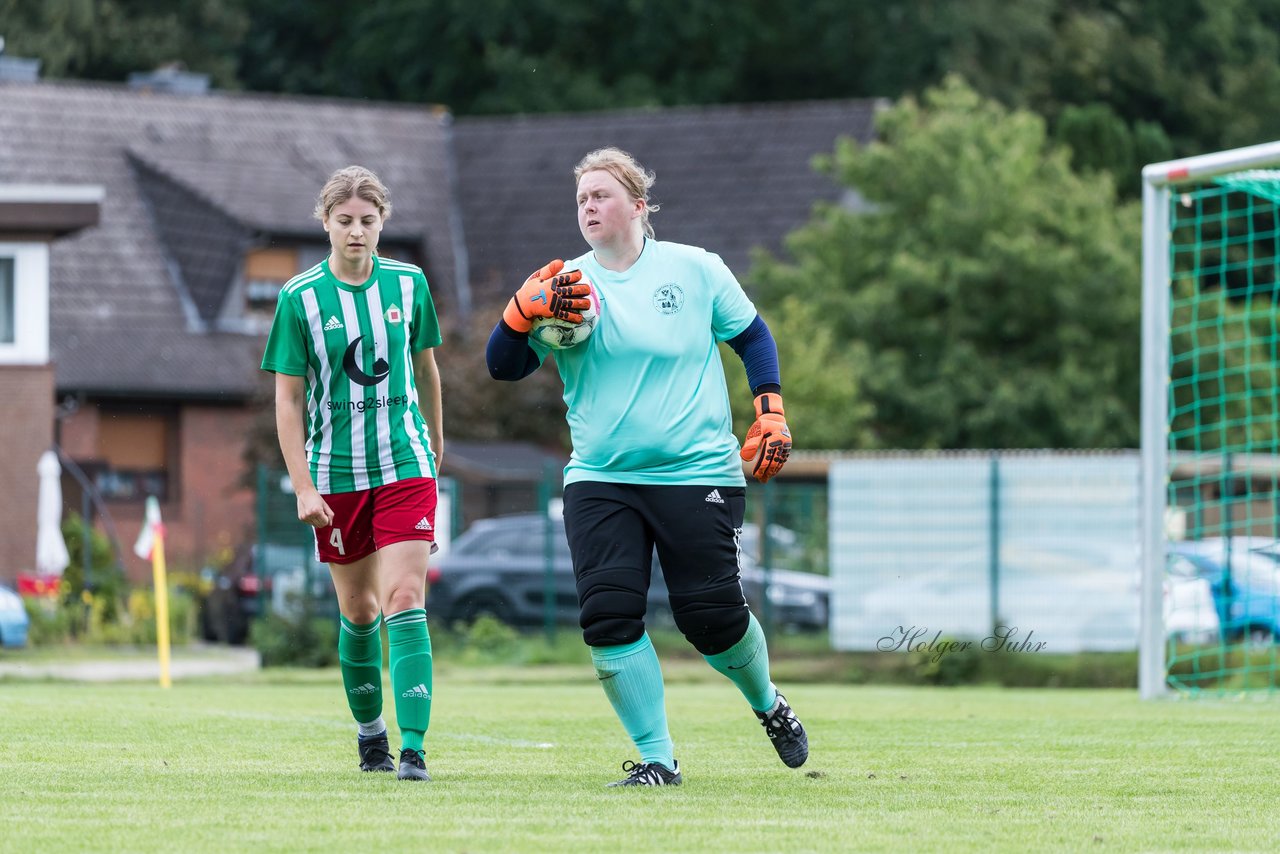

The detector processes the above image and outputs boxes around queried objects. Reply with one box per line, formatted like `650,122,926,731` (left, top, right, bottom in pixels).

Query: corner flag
133,495,164,559
134,496,172,688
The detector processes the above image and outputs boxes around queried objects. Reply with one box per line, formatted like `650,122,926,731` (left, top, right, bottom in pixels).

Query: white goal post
1140,140,1280,699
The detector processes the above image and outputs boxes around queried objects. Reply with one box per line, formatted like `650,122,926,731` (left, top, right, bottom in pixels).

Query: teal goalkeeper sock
338,614,384,726
591,634,675,769
386,608,433,754
703,612,778,712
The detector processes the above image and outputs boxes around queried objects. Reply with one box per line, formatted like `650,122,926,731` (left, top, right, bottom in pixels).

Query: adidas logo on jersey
402,683,431,699
323,315,344,331
414,517,433,531
705,489,725,504
348,682,378,695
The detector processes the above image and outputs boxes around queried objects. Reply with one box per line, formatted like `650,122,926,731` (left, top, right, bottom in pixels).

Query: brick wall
56,404,98,458
115,405,256,582
61,401,257,583
0,366,55,583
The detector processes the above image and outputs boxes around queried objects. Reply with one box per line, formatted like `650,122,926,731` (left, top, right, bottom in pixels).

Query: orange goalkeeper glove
502,259,592,333
740,392,791,483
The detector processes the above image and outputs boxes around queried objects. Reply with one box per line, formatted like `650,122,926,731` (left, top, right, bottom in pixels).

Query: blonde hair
574,147,659,239
314,165,392,222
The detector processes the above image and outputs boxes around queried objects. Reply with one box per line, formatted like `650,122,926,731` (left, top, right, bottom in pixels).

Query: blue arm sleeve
725,314,781,396
486,321,542,381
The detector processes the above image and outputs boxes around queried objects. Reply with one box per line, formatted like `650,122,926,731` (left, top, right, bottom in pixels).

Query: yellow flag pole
153,526,172,689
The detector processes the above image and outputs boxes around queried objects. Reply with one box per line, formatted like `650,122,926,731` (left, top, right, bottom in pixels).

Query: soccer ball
529,282,600,350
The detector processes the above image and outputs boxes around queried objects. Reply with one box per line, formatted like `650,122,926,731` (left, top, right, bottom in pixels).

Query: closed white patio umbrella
35,449,70,576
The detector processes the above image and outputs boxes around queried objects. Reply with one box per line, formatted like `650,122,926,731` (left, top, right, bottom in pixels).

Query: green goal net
1142,144,1280,697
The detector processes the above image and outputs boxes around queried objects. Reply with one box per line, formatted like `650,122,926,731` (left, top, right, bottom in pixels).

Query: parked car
427,513,830,632
258,544,336,620
739,522,805,569
199,544,273,644
1169,538,1280,647
1164,549,1220,644
0,583,30,649
856,543,1140,650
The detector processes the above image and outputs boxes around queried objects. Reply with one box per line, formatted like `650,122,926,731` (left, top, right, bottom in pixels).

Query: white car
854,543,1140,651
1164,551,1220,644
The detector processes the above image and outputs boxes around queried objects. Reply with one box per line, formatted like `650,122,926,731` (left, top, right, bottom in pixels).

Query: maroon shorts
315,477,438,565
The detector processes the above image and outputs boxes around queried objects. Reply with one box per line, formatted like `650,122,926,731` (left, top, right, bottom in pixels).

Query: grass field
2,662,1278,853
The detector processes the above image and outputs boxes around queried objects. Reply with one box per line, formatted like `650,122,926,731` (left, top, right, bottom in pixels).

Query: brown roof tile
0,79,457,398
3,78,877,399
453,99,879,303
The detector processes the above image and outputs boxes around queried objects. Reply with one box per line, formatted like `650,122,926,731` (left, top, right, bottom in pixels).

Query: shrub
252,593,339,667
22,585,196,647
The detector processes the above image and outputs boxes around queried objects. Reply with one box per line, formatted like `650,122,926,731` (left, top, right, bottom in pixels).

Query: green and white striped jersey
261,255,442,493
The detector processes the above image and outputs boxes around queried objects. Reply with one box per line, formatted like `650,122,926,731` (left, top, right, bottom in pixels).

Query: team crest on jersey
652,283,684,315
385,304,403,324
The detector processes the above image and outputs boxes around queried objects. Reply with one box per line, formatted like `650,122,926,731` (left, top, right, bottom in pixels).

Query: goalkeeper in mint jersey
262,166,442,782
486,147,806,787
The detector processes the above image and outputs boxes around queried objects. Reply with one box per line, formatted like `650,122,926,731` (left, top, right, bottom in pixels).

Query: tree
432,299,571,447
1050,103,1174,197
0,0,248,87
746,76,1141,450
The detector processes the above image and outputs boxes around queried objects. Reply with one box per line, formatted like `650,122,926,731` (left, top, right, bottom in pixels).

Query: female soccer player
262,165,443,782
486,147,807,786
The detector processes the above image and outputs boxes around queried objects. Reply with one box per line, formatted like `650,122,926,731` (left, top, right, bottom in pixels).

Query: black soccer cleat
357,731,395,773
397,748,432,781
606,759,682,787
757,693,808,768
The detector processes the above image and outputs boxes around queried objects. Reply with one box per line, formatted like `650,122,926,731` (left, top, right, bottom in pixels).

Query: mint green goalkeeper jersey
261,255,442,493
530,239,757,486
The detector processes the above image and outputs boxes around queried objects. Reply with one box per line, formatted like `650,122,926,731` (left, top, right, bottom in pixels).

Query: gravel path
0,645,260,681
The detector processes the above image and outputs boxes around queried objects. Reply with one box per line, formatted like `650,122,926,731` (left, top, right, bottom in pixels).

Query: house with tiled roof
0,76,461,580
0,72,876,582
454,100,880,307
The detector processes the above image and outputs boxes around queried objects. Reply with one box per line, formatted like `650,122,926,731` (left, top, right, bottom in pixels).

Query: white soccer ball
529,282,600,350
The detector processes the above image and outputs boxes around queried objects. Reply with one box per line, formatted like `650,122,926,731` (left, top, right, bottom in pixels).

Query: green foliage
430,618,591,667
1169,279,1280,452
232,0,842,115
1167,641,1280,692
23,585,196,646
431,300,571,447
1166,178,1280,454
8,0,1280,191
758,641,1138,689
22,596,79,646
747,77,1141,450
58,513,128,628
450,614,522,662
1052,102,1173,196
251,600,339,668
0,0,249,87
910,637,985,686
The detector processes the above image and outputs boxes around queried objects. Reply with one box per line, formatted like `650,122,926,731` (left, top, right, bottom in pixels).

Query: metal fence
830,452,1142,652
253,467,460,616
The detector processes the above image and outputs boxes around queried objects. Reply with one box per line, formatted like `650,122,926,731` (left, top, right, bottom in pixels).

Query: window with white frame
0,242,51,364
0,257,13,344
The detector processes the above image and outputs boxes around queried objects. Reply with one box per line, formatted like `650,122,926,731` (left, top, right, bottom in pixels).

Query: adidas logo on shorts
415,517,433,531
402,683,431,699
705,489,725,504
323,315,343,331
348,682,378,695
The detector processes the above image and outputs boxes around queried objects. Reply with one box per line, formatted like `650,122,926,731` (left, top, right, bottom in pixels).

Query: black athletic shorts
562,480,747,601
